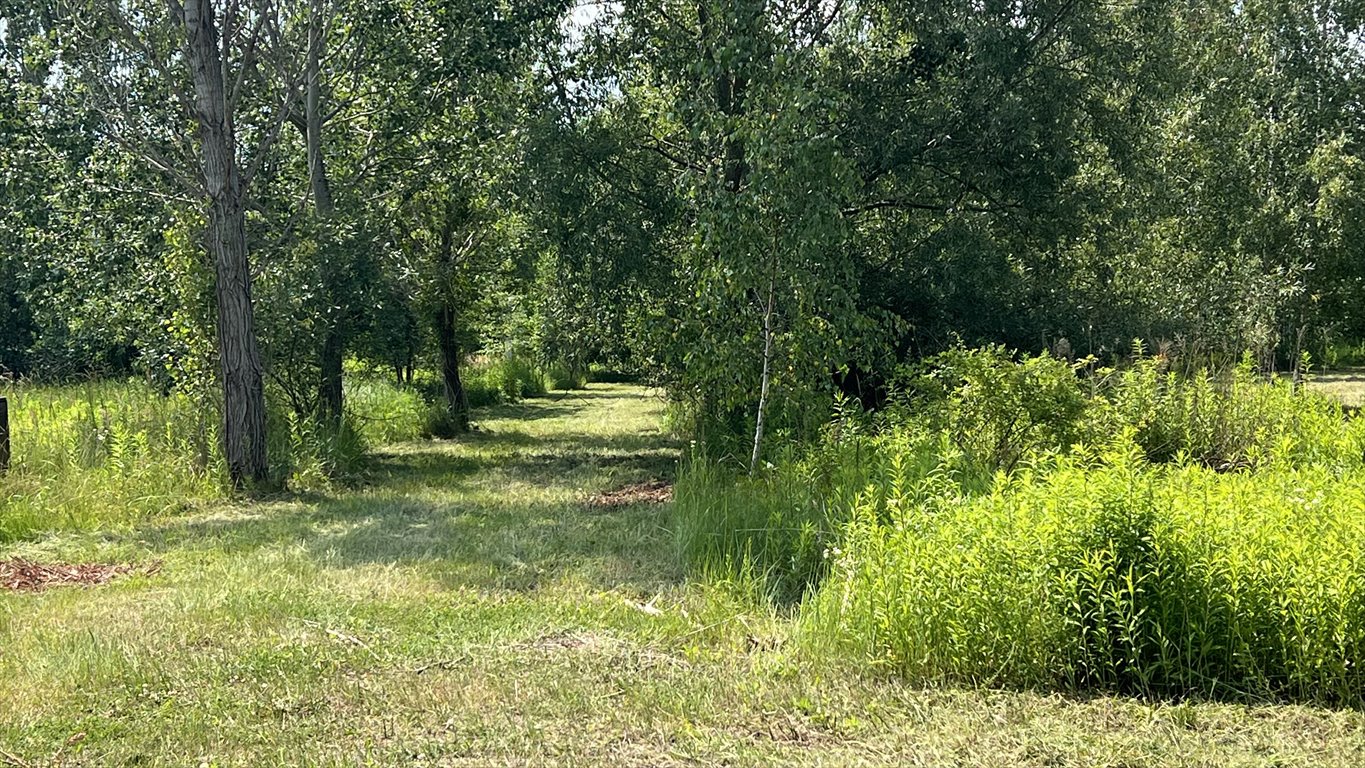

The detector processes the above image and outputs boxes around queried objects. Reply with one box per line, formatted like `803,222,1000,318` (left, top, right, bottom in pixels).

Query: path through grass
2,384,1365,766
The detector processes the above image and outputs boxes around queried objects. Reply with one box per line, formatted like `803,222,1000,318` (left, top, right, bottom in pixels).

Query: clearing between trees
2,383,1364,767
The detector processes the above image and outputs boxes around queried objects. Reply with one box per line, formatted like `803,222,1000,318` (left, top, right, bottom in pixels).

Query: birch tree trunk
750,270,775,473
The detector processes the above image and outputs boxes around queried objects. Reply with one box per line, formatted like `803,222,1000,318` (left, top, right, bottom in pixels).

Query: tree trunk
429,200,470,431
305,0,334,219
182,0,269,488
435,305,469,432
719,73,748,193
699,1,752,194
750,270,775,473
305,0,344,426
318,328,343,421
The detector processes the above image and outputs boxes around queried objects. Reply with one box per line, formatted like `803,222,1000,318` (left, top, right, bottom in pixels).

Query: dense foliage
0,1,1361,469
678,350,1365,702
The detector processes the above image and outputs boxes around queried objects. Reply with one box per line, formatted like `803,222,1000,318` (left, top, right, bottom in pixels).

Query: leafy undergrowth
3,385,1365,766
0,377,427,542
807,452,1365,703
680,349,1365,707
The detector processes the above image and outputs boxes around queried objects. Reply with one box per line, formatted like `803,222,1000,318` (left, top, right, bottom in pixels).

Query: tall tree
55,0,305,486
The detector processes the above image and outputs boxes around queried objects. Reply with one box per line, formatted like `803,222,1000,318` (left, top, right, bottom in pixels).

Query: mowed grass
1307,368,1365,407
3,384,1365,766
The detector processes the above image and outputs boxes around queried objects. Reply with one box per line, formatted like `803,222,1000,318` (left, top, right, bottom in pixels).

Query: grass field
1306,369,1365,407
4,384,1365,766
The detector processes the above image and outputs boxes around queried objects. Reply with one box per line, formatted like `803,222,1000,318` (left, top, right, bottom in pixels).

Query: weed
3,384,1364,765
680,347,1365,704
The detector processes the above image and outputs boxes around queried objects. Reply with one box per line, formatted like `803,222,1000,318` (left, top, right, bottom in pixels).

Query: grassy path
3,384,1365,766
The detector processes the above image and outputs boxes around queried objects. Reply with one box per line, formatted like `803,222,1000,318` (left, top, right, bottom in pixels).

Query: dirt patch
527,630,613,652
588,480,673,508
0,558,161,592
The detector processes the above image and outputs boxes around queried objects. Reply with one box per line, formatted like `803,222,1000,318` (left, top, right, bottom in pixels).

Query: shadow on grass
134,391,684,595
471,400,589,422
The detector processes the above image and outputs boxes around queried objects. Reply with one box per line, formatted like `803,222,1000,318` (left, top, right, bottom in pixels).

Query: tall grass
807,451,1365,704
1103,354,1363,470
0,376,426,541
345,377,427,445
676,348,1365,703
0,381,220,541
462,353,549,408
674,445,866,604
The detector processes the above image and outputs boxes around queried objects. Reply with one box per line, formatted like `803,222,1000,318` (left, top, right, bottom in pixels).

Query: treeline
1,1,1363,479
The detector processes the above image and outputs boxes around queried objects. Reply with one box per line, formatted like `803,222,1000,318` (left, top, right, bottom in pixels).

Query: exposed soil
587,480,673,508
0,558,160,592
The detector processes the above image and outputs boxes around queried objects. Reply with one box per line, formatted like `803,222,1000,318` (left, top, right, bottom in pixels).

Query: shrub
462,353,548,408
904,346,1093,472
808,451,1365,704
502,354,548,398
674,399,986,602
1102,353,1362,470
1323,338,1365,368
547,360,587,391
587,365,639,384
677,345,1365,704
345,377,426,445
274,408,368,491
421,403,466,439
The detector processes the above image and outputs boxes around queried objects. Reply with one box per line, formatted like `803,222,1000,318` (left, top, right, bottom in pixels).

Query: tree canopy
2,0,1363,470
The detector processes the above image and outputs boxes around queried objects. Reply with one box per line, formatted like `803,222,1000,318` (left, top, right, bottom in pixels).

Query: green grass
0,377,429,541
5,384,1365,765
1306,368,1365,407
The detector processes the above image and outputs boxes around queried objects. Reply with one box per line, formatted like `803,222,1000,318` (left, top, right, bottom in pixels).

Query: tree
55,0,306,486
353,0,566,431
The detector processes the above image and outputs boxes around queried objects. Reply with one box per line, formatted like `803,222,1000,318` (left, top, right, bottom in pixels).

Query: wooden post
0,396,9,474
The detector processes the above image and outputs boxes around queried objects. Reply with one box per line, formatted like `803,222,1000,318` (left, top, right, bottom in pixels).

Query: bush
677,345,1365,703
463,353,547,408
898,345,1362,473
420,403,467,439
1102,353,1361,470
1323,339,1365,368
502,355,548,398
809,450,1365,704
345,377,426,445
673,396,987,603
587,365,640,384
547,360,587,391
272,407,368,491
905,346,1094,472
